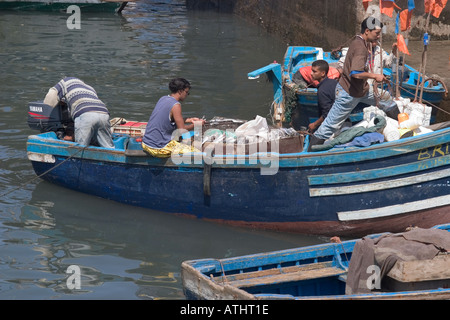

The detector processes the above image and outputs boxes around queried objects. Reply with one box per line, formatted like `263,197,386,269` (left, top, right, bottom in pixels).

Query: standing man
307,60,338,133
44,77,114,148
310,17,399,148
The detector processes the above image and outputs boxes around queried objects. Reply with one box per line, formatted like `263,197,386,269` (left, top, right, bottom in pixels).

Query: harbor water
1,0,449,300
0,0,324,300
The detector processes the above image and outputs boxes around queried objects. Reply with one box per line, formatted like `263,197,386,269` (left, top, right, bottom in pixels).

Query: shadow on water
0,2,317,299
2,181,323,299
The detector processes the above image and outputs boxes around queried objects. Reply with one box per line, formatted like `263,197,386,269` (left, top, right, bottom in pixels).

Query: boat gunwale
26,124,450,169
184,223,449,278
181,224,450,300
182,233,383,276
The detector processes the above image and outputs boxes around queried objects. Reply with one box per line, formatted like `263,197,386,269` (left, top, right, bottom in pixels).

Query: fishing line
0,145,88,199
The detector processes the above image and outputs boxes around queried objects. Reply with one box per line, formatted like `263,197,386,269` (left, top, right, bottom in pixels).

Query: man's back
317,77,338,118
339,36,370,98
55,77,109,119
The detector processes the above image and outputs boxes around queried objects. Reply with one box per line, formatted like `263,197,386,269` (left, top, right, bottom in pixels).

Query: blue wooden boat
181,223,450,300
248,46,447,124
0,0,128,12
26,96,450,237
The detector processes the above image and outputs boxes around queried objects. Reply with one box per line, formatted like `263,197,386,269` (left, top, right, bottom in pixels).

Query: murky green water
0,1,325,300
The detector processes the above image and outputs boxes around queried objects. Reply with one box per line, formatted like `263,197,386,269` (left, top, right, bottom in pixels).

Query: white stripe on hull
337,194,450,221
310,168,450,197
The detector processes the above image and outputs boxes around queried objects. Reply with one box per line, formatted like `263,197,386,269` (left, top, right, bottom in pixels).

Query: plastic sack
235,115,270,142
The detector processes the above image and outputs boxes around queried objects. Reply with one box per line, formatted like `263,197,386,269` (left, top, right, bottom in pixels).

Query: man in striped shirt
44,77,114,148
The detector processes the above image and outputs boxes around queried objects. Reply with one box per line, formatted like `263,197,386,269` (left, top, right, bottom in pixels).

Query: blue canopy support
248,63,283,106
248,63,284,124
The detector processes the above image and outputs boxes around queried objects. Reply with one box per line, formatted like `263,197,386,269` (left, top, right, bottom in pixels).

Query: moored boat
26,99,450,237
248,46,447,126
181,223,450,300
0,0,128,12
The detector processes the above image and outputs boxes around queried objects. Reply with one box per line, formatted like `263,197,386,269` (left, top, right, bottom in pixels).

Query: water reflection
0,0,313,300
10,181,321,299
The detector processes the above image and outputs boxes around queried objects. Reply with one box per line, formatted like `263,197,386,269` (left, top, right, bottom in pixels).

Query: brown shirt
339,35,370,98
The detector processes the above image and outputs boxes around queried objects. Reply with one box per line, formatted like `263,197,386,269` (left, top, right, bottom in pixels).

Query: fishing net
282,83,301,124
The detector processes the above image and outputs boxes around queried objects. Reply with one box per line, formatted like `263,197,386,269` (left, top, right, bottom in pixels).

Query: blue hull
27,127,450,237
182,224,450,300
0,1,123,12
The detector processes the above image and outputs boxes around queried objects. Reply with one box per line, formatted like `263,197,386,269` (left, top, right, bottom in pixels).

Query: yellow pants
142,140,199,158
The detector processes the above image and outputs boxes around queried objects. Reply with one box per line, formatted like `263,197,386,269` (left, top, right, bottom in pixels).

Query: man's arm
171,104,204,131
43,87,60,107
352,71,386,82
308,116,324,133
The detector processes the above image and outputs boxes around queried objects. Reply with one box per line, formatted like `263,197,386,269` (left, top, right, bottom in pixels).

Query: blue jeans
74,112,114,148
314,83,397,140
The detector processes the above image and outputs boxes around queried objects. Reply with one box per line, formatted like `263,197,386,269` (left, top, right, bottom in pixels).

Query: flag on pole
425,0,448,18
363,0,373,10
380,0,401,17
397,34,411,55
400,9,413,31
433,0,447,18
424,0,435,15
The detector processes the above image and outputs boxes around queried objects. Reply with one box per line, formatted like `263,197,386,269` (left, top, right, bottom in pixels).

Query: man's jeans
314,83,397,140
74,112,114,148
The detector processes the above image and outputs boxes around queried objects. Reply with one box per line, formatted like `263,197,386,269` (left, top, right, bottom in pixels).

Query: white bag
235,115,270,142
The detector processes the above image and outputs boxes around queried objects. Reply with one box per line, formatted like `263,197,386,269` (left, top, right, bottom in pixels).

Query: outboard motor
27,101,74,139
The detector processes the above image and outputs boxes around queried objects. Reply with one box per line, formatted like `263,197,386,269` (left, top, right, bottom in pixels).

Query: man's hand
308,122,318,133
373,73,387,83
186,117,205,125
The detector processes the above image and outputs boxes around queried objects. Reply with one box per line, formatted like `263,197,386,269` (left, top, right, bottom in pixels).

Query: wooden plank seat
212,261,347,289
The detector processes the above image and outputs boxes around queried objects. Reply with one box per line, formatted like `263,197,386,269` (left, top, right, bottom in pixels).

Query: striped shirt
53,77,109,119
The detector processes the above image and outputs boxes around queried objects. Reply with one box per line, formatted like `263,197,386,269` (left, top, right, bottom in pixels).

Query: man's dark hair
312,60,329,74
169,78,191,93
361,17,383,33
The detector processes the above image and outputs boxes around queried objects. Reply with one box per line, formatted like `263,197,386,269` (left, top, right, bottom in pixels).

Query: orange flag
400,9,413,31
381,0,401,17
425,0,448,18
397,34,411,55
363,0,373,10
425,0,435,14
433,0,447,18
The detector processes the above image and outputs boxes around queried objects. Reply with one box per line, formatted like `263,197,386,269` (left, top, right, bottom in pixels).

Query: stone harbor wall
186,0,450,49
186,0,450,122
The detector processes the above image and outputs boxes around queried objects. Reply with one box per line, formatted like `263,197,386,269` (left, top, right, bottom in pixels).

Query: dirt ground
401,40,450,121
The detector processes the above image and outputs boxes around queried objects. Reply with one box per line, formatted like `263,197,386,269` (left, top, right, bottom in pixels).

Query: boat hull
0,0,123,12
400,83,445,105
181,224,450,300
27,129,450,237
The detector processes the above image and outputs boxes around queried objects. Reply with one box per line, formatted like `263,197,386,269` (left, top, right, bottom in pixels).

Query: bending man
44,77,114,148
